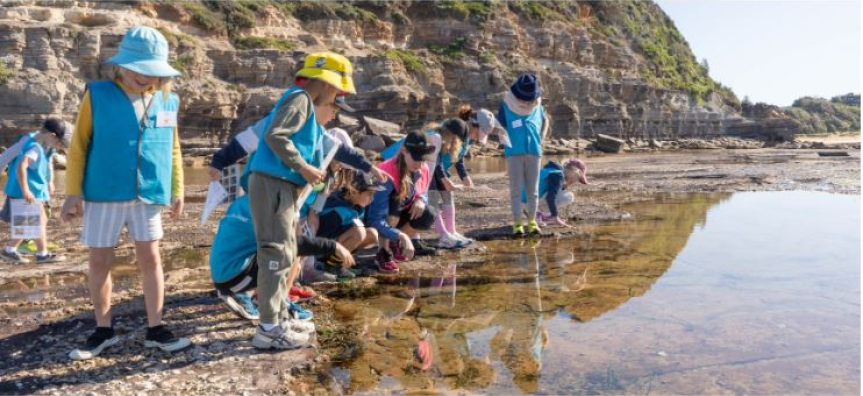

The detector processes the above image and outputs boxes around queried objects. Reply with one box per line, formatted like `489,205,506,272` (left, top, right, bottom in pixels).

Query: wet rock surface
0,148,859,394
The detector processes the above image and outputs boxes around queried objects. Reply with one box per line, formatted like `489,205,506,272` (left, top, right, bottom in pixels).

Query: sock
433,211,451,239
37,250,48,257
260,323,277,332
442,205,457,234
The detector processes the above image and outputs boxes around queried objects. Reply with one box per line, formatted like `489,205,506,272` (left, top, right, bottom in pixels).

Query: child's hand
170,196,184,219
208,167,221,181
398,232,415,260
23,190,35,204
553,216,572,228
300,165,325,185
61,195,83,222
333,243,355,267
370,166,389,183
409,199,426,220
464,177,474,189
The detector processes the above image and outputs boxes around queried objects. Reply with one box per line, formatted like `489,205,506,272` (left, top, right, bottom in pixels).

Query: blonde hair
110,65,173,100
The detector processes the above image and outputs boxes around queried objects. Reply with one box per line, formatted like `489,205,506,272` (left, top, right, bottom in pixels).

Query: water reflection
330,192,860,395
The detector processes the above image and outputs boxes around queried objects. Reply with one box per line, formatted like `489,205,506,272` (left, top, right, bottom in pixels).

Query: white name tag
512,119,523,128
156,111,178,128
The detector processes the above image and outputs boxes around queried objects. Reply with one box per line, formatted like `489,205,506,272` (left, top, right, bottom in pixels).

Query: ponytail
396,152,411,201
457,104,475,122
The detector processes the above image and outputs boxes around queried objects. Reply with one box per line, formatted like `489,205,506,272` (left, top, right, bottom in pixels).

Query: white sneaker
437,234,468,249
451,232,474,244
281,316,316,334
252,324,310,350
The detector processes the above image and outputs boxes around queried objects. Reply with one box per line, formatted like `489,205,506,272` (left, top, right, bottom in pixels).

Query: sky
656,0,861,106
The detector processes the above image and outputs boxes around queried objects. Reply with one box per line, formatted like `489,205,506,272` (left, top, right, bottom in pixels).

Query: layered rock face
0,1,742,150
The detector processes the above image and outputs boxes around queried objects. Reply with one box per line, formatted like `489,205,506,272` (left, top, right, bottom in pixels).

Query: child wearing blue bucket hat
62,26,190,360
497,73,550,237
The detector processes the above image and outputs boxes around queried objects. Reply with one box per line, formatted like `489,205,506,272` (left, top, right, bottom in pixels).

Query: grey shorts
82,200,164,248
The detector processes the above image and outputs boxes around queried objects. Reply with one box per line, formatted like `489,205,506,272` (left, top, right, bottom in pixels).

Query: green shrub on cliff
429,37,467,63
507,0,578,22
0,63,12,86
784,96,861,134
385,49,426,74
169,54,195,73
232,36,297,51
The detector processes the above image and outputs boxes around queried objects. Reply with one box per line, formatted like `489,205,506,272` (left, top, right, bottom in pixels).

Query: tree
700,58,710,74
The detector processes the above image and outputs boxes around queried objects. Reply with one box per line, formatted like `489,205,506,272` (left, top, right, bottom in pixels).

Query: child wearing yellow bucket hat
62,26,190,360
246,51,365,350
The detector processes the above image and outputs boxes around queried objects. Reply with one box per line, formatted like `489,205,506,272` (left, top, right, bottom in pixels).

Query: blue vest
319,190,365,227
521,163,563,203
4,136,50,201
210,196,256,283
502,102,544,157
83,80,178,205
249,86,323,186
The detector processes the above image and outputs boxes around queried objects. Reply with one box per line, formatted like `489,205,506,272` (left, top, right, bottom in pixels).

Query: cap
403,131,436,162
441,118,468,141
566,158,589,185
470,108,502,145
42,118,72,148
352,171,386,192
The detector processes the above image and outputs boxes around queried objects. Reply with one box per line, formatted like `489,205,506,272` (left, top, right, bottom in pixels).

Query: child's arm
454,156,473,187
16,155,35,203
61,91,94,221
48,153,55,195
545,171,564,218
209,126,259,180
170,127,184,218
368,183,401,241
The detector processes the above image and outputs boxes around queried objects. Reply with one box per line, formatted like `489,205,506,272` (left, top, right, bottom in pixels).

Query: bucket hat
296,52,356,94
470,108,503,145
511,73,541,102
106,26,180,77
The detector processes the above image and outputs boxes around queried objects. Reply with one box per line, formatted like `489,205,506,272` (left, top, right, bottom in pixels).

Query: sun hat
511,73,541,102
296,52,356,94
106,26,180,78
470,108,502,145
351,171,386,192
403,131,436,162
441,118,468,141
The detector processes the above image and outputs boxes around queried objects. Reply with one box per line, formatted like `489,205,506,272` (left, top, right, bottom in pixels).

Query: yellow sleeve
171,127,184,199
65,91,93,196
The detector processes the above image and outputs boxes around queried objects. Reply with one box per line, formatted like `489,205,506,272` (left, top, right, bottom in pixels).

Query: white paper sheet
10,199,43,239
200,181,229,225
295,140,341,213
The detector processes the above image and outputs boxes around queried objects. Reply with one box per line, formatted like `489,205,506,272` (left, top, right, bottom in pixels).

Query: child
525,158,588,228
209,195,353,326
1,118,70,263
367,131,438,272
315,171,383,277
498,73,550,237
245,52,387,350
61,26,189,360
427,118,471,249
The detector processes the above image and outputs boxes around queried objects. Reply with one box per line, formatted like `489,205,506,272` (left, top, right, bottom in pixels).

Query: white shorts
82,200,164,248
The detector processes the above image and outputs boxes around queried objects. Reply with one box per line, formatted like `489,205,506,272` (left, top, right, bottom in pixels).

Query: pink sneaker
389,240,409,262
535,212,550,227
376,248,400,273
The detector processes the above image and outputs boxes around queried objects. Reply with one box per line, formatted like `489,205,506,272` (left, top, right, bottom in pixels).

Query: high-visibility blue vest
248,86,323,186
521,162,563,203
502,102,544,157
209,196,256,283
319,190,365,226
83,80,178,205
439,139,470,177
4,136,50,201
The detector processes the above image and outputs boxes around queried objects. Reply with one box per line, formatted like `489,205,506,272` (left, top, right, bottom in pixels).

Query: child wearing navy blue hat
497,73,551,237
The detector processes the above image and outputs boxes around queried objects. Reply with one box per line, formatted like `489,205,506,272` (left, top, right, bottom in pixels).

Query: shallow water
325,191,861,395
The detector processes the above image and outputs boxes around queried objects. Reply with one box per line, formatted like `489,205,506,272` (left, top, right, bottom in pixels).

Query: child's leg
89,247,115,327
524,155,542,221
337,225,366,253
285,256,301,292
507,156,526,223
429,190,451,239
440,190,457,234
34,204,47,254
135,240,164,327
249,174,297,326
361,227,379,250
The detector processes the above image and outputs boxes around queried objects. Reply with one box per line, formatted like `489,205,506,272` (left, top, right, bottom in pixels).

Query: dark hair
396,151,411,201
457,104,476,122
42,118,66,139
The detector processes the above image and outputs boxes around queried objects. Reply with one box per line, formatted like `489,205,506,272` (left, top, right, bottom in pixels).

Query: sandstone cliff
0,0,744,151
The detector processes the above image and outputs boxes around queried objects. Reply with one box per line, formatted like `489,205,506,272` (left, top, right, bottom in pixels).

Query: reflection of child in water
490,313,549,393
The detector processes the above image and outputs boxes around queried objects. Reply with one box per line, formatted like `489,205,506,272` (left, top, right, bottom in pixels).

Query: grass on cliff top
384,49,426,74
593,1,738,108
169,54,196,73
506,0,580,23
232,36,297,51
0,63,12,86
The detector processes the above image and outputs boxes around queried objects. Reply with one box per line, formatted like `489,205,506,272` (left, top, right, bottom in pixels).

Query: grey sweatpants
248,172,299,324
507,154,542,222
